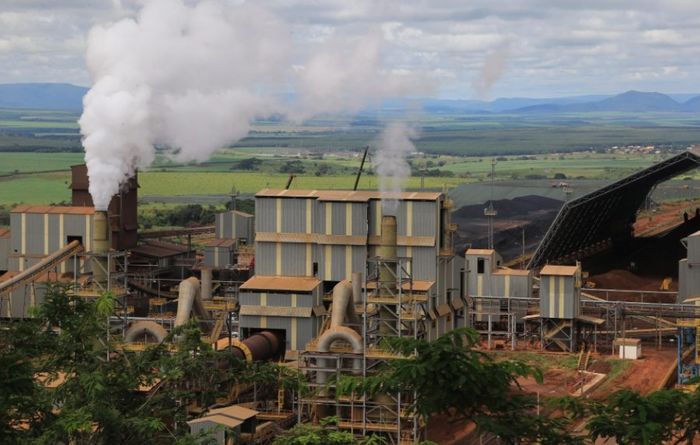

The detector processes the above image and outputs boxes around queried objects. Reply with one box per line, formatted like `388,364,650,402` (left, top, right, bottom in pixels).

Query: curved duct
124,320,168,343
174,276,209,327
316,278,364,386
229,330,282,362
330,278,360,331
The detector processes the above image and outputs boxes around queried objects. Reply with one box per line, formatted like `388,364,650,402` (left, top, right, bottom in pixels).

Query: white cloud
2,0,700,96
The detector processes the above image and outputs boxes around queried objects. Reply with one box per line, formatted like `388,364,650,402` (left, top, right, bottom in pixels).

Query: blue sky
2,0,700,99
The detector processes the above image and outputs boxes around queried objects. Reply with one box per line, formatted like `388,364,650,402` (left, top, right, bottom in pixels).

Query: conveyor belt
0,240,83,296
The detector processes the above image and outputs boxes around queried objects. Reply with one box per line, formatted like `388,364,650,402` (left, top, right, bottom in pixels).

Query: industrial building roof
130,240,190,258
187,414,243,429
466,248,496,255
0,228,9,238
529,148,700,268
11,205,95,215
207,405,258,420
240,275,321,292
201,239,237,248
493,268,531,276
540,265,579,276
256,189,442,201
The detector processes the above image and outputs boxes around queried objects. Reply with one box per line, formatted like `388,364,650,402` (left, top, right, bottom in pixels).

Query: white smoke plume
472,42,510,99
80,0,430,209
375,122,419,214
80,0,289,209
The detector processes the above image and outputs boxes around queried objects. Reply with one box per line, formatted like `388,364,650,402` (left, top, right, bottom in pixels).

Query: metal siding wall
239,292,260,306
256,198,276,232
0,237,8,271
689,234,700,263
244,215,255,243
295,291,314,308
281,199,306,233
351,246,366,277
351,203,368,236
267,293,291,307
297,318,314,351
48,214,61,253
412,247,436,281
64,215,87,246
330,202,346,235
281,243,306,276
239,315,260,330
413,201,438,237
313,201,324,234
10,213,21,252
331,245,346,281
395,201,407,236
256,242,276,275
679,260,688,303
368,199,381,236
215,213,224,238
203,247,215,268
26,214,43,254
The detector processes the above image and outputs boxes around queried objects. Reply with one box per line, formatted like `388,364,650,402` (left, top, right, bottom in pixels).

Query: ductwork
174,277,209,328
201,267,213,301
124,321,168,343
330,278,360,331
229,330,282,362
316,277,364,386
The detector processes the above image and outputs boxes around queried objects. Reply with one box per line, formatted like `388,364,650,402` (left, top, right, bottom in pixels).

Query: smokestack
92,210,110,287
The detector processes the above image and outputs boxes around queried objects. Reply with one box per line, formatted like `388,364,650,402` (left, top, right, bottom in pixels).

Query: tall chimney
92,210,110,287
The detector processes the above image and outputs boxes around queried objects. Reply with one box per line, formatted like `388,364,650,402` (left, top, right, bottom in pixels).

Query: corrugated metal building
539,264,581,319
241,189,460,350
465,248,532,322
238,275,322,351
202,239,237,269
679,230,700,304
8,205,95,274
0,228,9,273
215,210,254,245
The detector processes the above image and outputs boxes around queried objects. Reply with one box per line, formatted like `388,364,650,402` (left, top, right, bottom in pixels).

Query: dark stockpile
452,195,563,260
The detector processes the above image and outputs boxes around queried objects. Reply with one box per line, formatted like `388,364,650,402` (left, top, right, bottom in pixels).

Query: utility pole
484,158,497,249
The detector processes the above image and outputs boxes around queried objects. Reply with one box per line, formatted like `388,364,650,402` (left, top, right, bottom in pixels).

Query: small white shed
614,338,642,360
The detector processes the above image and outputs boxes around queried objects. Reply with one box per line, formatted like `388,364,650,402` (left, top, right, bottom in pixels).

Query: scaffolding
298,256,428,445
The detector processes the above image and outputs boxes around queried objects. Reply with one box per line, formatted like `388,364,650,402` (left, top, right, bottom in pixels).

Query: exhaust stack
92,210,110,287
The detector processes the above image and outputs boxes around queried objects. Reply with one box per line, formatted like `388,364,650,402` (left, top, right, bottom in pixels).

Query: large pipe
352,272,362,301
124,321,168,343
174,277,208,328
92,210,110,287
330,279,360,330
316,278,364,386
201,267,213,301
230,330,282,362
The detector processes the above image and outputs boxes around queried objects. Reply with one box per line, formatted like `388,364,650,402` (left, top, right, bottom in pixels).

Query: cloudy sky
2,0,700,99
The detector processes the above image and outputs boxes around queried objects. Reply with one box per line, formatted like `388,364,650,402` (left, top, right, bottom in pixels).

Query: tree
279,160,305,174
336,328,579,444
0,284,274,444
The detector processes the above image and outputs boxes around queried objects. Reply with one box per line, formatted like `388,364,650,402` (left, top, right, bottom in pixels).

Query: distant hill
0,83,87,111
514,90,700,113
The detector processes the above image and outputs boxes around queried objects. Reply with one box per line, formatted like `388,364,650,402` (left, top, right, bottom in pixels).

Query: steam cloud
472,42,510,99
80,0,428,210
375,122,419,214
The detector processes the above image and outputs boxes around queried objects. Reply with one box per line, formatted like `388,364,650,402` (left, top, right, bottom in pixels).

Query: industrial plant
3,150,700,444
